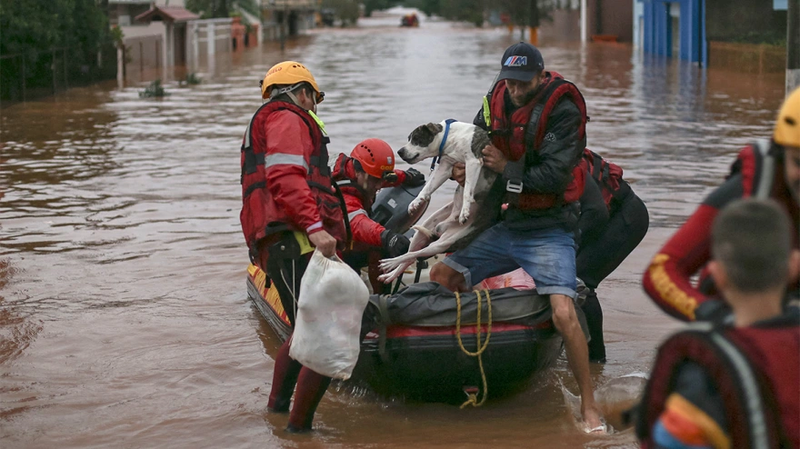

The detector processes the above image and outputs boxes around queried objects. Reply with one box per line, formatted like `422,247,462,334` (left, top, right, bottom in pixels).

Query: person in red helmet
332,138,425,290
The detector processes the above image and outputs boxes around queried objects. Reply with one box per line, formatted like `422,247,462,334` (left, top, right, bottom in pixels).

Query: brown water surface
0,13,787,449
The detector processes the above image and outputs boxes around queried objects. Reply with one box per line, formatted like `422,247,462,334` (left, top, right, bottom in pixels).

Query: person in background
636,199,799,448
642,87,800,322
332,138,425,291
575,149,649,362
240,61,346,433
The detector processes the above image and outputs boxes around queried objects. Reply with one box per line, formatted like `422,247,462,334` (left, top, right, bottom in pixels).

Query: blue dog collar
430,118,458,171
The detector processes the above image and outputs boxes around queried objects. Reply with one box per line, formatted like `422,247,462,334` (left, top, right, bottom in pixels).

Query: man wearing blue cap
431,42,604,432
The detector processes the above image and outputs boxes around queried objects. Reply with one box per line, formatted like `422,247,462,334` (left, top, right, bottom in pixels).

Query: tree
439,0,486,27
185,0,260,19
0,0,116,99
403,0,440,17
363,0,389,17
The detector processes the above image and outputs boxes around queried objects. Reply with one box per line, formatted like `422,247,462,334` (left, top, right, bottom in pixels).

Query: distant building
585,0,634,42
637,0,787,71
260,0,319,41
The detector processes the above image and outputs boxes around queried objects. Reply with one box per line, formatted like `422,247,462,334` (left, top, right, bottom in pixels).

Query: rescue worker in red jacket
636,199,800,449
642,87,800,322
331,138,425,290
240,61,347,433
430,42,605,432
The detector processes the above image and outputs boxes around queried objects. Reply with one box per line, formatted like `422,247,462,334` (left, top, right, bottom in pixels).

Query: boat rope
455,289,492,408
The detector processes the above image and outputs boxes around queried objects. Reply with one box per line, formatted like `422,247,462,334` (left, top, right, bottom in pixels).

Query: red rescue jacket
642,141,800,320
240,101,348,254
487,73,587,209
637,310,800,448
331,153,406,249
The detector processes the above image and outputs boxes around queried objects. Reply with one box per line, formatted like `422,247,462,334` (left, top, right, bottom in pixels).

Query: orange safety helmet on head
260,61,324,103
351,138,395,179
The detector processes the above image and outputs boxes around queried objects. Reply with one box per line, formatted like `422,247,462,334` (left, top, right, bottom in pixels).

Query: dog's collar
431,119,458,171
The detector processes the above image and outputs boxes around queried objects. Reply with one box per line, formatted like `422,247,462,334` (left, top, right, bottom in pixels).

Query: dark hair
711,199,792,292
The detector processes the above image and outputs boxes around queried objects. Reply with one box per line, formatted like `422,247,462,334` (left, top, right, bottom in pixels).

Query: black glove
381,229,410,257
402,168,425,187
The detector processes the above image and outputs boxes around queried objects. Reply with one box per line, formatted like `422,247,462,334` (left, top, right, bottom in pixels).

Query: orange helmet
351,139,395,179
261,61,324,103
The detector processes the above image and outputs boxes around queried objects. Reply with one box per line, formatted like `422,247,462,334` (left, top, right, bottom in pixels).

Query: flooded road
0,12,788,448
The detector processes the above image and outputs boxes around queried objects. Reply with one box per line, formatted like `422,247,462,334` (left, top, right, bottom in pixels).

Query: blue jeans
442,222,578,299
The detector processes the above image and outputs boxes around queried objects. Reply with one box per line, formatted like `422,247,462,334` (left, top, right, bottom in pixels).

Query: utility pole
580,0,588,42
281,0,287,52
529,0,539,46
788,0,800,93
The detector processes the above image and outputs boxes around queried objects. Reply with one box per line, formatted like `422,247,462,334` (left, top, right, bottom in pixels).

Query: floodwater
0,11,788,449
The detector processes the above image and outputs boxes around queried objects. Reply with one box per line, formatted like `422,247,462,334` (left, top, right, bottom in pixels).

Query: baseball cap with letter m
498,42,545,82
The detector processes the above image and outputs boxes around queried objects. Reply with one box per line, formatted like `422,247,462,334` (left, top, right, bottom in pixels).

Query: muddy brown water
0,13,788,449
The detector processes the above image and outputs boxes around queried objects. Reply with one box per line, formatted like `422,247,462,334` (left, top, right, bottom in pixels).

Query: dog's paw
458,209,470,224
408,197,426,214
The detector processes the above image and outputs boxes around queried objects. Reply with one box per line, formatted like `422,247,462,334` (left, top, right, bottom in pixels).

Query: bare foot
581,404,606,434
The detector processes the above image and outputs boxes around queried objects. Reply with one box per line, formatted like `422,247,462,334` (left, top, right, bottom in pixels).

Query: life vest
580,149,631,212
239,100,350,252
332,153,373,217
729,140,781,199
636,311,800,449
483,73,587,209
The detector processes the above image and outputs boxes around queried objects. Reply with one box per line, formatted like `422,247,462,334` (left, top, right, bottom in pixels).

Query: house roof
135,6,200,23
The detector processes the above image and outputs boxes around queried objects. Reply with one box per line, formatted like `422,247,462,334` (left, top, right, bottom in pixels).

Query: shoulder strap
706,331,771,449
752,139,774,200
523,79,566,150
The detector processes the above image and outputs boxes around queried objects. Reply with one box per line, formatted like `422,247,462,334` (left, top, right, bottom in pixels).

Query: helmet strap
270,83,306,108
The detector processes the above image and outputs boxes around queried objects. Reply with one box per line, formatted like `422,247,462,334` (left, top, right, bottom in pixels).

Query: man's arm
502,98,583,194
264,110,324,235
642,175,744,321
343,193,384,247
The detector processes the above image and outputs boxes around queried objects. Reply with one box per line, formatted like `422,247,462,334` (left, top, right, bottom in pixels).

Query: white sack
289,249,369,379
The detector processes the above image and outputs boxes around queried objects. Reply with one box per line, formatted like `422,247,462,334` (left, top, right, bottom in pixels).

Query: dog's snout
397,147,407,158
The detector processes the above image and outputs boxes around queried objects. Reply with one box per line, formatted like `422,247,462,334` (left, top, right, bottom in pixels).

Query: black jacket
474,87,584,231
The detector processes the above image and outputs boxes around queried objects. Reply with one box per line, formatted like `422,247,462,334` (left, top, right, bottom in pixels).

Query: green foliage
139,79,170,98
110,25,124,48
179,73,202,87
186,0,260,19
439,0,486,26
0,0,112,56
0,0,117,100
403,0,440,17
322,0,360,26
401,0,552,26
363,0,390,17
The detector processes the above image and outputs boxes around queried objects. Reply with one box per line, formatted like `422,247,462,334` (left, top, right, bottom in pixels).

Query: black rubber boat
246,185,573,402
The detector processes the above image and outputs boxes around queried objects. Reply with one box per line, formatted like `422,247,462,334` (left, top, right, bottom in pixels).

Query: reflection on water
0,11,787,448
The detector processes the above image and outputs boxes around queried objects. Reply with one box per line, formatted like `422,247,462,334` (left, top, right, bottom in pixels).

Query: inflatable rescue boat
246,185,574,403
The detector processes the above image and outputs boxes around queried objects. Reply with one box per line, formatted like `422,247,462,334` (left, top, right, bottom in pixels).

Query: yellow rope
455,289,492,408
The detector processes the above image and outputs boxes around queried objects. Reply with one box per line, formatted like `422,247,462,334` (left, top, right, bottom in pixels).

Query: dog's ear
425,122,444,135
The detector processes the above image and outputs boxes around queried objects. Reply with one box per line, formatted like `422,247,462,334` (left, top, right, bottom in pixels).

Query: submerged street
0,12,789,448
